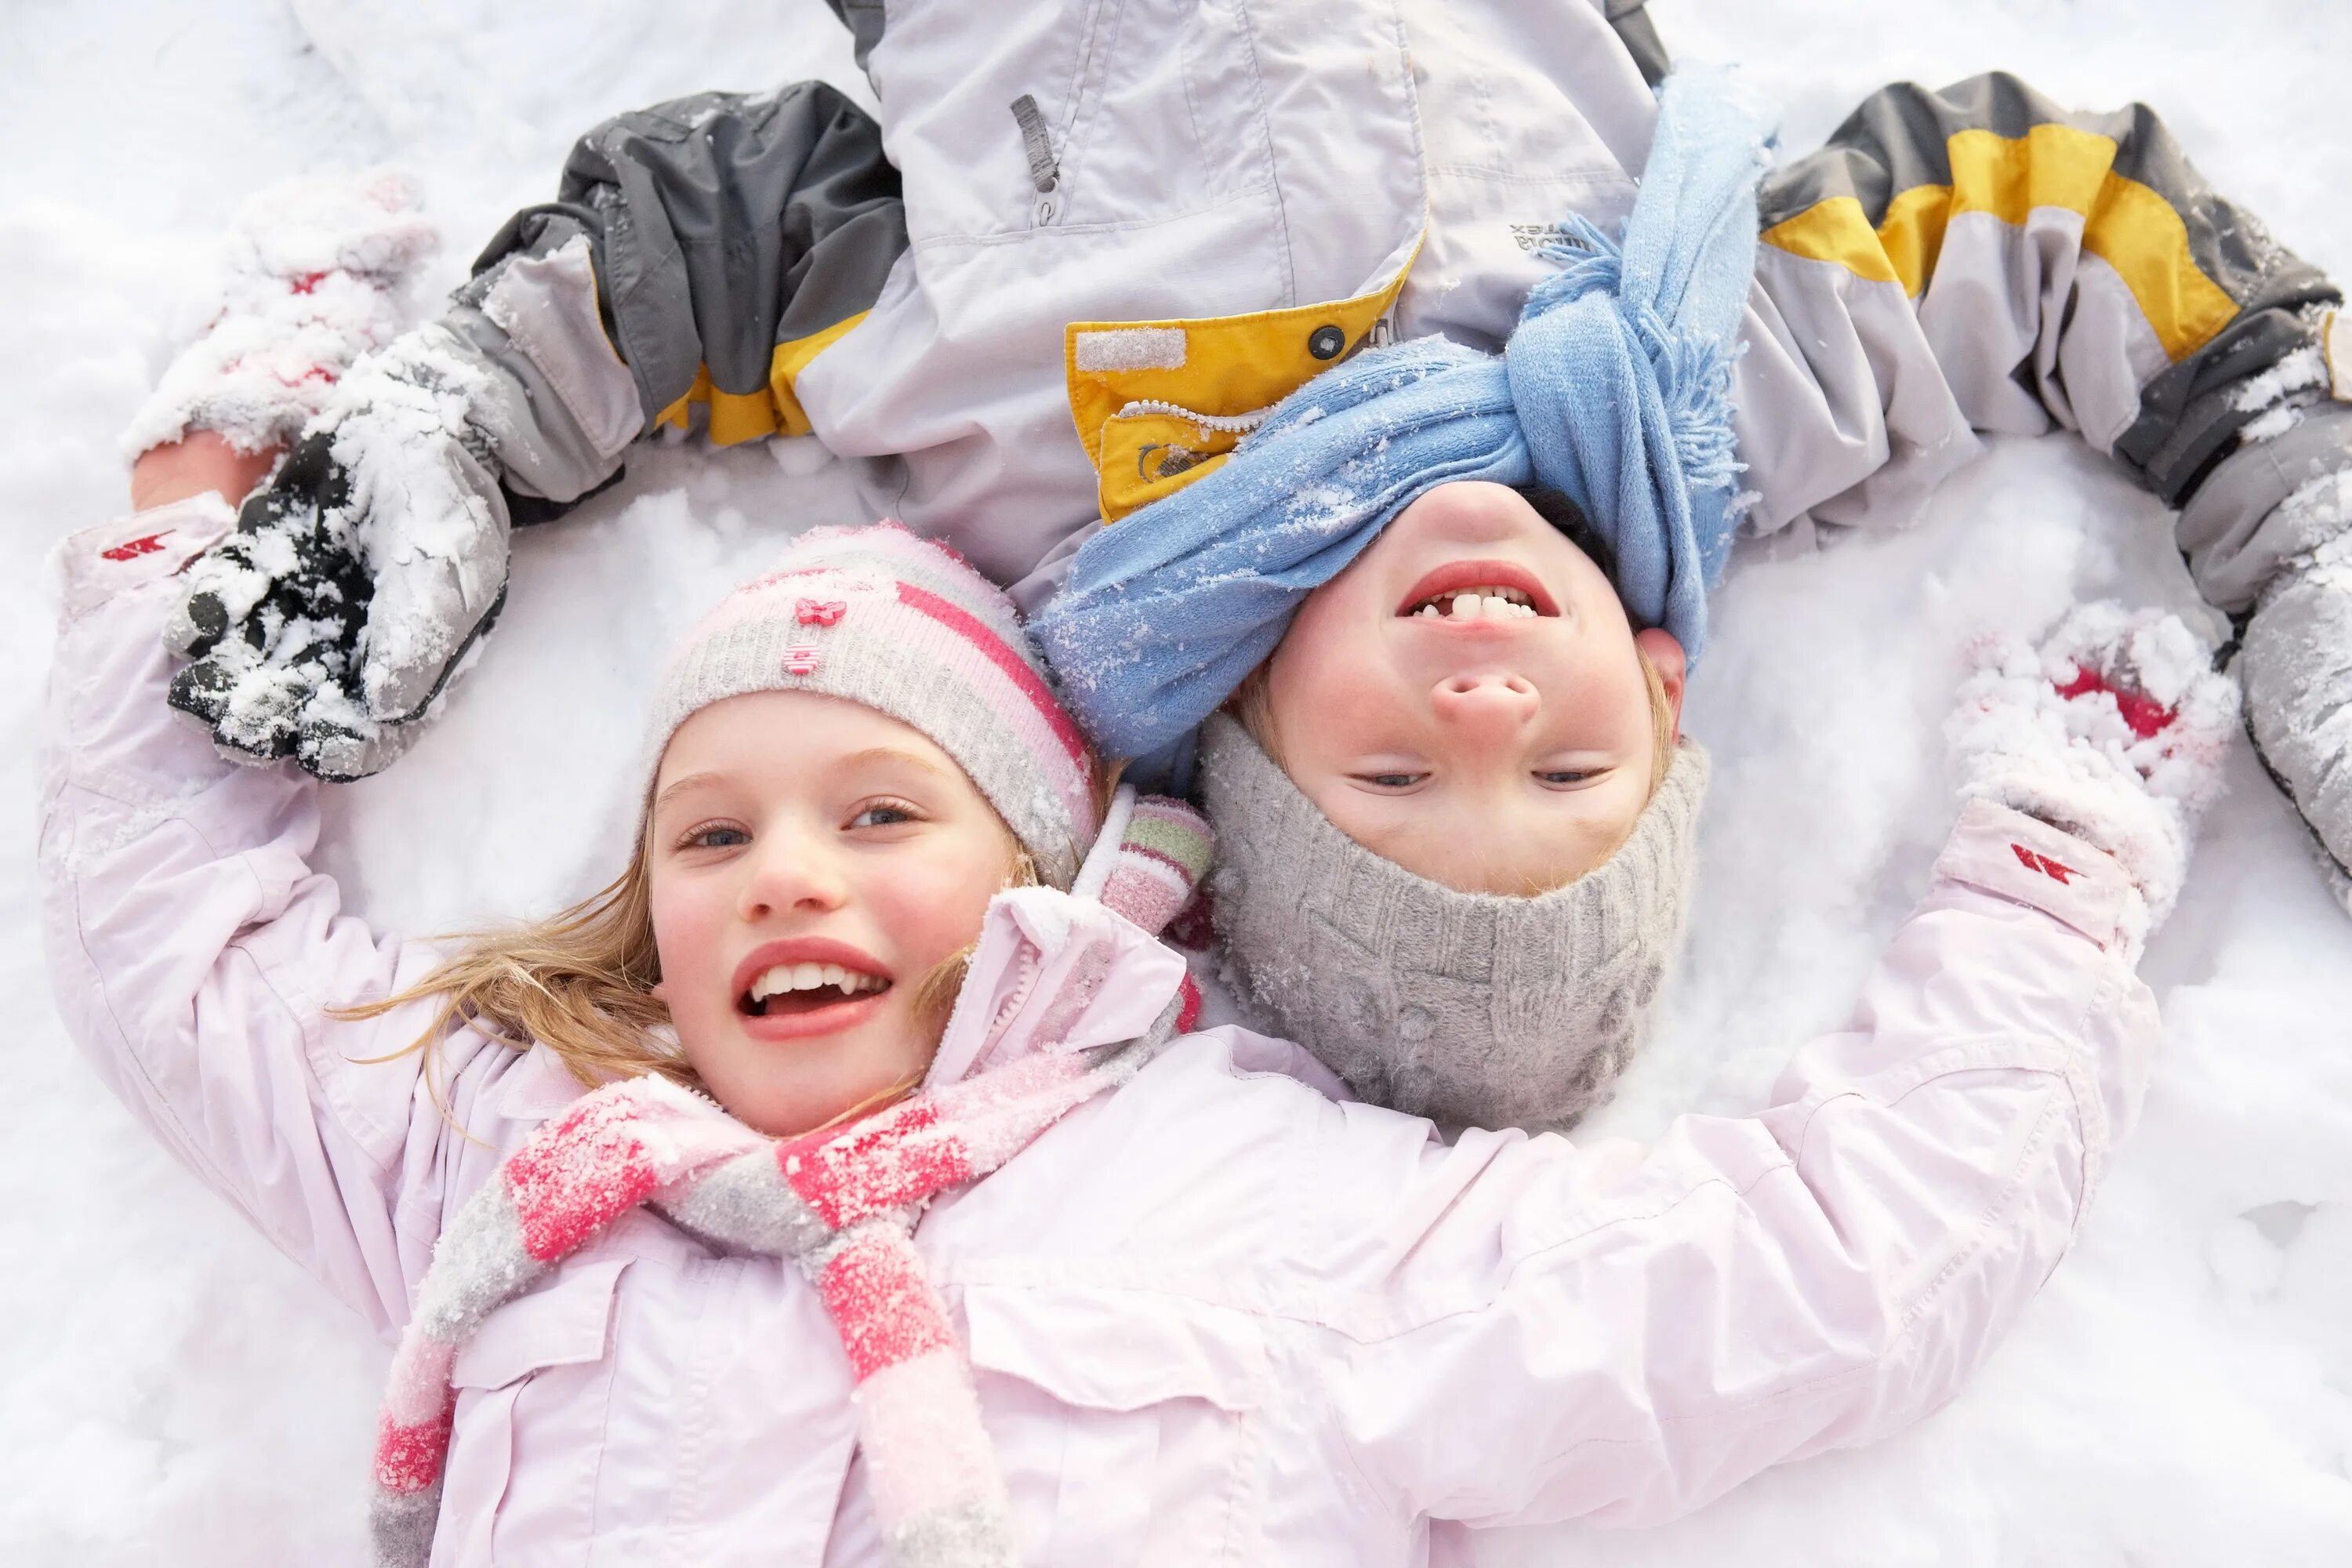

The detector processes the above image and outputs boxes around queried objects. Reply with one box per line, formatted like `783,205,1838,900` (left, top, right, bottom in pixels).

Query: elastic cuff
47,495,236,625
1933,799,2138,951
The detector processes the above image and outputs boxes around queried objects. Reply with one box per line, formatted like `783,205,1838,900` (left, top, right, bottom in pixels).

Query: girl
48,435,2230,1566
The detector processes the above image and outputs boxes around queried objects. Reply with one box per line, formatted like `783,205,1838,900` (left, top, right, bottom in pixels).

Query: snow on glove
2238,472,2352,911
160,224,648,781
120,168,438,461
1947,601,2241,942
163,323,514,780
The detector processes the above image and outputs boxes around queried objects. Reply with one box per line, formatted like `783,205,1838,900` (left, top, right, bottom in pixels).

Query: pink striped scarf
370,990,1191,1567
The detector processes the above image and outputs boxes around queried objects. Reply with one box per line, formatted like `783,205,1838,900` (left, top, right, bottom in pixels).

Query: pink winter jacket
43,497,2160,1566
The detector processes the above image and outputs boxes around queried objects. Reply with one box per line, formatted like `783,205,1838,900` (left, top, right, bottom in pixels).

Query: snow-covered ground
5,0,2351,1560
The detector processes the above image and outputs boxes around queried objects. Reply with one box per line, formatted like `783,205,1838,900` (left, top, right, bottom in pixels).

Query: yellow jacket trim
1762,125,2238,362
1759,195,1902,286
1066,236,1423,524
654,310,872,446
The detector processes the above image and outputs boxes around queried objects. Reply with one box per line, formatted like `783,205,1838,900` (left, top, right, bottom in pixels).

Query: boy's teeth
1416,586,1537,620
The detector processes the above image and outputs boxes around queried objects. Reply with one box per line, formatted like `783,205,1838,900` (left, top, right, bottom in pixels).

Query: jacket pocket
433,1258,629,1566
962,1283,1265,1566
883,0,1272,239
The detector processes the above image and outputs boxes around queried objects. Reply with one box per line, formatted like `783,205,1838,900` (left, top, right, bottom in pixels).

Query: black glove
164,327,515,780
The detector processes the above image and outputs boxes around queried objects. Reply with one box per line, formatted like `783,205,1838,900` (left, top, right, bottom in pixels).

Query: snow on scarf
1030,69,1775,764
368,803,1214,1568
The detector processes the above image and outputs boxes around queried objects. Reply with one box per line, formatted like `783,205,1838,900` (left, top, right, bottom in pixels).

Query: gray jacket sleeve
1737,71,2349,612
450,80,909,518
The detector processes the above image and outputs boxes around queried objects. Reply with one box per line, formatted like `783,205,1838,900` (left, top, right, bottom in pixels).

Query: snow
5,0,2352,1563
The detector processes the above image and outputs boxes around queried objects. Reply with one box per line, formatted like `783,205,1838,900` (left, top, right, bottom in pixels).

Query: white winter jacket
45,495,2161,1564
470,5,2346,614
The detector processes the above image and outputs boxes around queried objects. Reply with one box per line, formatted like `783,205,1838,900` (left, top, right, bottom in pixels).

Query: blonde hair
1232,643,1680,797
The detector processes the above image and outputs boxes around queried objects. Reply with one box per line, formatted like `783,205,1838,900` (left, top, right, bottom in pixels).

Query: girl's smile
731,936,894,1039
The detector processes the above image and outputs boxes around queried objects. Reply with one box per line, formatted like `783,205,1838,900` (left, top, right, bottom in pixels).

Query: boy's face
1263,481,1685,895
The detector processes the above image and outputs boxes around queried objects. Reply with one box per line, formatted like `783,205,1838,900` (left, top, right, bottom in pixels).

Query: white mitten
121,168,439,460
1947,601,2241,942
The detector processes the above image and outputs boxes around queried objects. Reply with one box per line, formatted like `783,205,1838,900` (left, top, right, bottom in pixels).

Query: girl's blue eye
849,800,920,829
684,824,750,849
1354,772,1425,789
1537,770,1595,786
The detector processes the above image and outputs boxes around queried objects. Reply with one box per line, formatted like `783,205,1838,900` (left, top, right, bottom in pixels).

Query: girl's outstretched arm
1317,611,2230,1528
1319,800,2157,1528
39,494,542,1338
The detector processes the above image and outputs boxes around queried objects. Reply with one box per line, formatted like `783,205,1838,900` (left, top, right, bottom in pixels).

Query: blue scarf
1030,70,1773,766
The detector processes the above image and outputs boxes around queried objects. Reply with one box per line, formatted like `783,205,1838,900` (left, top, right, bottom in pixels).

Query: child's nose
1429,673,1539,748
738,833,849,920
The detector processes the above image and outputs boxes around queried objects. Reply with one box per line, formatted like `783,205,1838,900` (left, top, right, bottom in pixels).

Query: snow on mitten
1948,601,2241,940
121,168,438,461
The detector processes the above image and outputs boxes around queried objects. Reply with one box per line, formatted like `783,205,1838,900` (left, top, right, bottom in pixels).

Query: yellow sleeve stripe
1762,124,2238,361
1759,194,1901,285
654,310,871,446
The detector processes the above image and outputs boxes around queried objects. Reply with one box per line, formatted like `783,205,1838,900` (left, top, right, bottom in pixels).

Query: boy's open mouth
1396,560,1559,622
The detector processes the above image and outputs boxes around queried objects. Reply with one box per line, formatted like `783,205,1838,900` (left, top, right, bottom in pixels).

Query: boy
147,5,2350,900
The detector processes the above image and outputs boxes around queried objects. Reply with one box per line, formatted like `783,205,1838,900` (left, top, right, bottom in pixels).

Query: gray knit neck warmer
1197,713,1709,1132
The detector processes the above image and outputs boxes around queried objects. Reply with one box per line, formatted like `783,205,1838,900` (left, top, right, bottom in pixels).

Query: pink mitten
1947,602,2241,939
121,168,439,461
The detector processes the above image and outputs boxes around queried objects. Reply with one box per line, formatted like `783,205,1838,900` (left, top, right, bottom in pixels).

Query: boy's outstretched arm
1737,72,2352,881
162,78,906,780
463,81,908,489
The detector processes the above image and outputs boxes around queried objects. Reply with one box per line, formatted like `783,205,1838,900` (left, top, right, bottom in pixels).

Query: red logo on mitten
2011,844,2080,884
100,530,174,561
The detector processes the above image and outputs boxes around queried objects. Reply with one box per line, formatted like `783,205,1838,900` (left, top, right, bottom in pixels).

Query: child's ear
1634,627,1688,739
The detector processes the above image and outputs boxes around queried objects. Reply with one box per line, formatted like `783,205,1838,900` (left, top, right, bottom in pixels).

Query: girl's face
647,690,1018,1137
1265,481,1685,895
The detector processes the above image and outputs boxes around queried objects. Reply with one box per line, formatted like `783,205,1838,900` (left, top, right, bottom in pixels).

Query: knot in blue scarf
1032,71,1774,764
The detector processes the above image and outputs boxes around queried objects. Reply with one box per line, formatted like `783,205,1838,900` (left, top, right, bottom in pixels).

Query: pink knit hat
644,523,1102,887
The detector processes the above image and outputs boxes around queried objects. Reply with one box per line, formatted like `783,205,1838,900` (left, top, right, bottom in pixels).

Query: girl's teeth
750,962,884,1000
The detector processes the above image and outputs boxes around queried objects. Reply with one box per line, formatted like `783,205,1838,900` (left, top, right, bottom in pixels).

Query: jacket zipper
1010,95,1062,226
1115,398,1272,434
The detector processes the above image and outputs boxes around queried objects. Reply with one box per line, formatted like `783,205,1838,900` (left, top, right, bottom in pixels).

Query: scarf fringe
1531,212,1746,511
